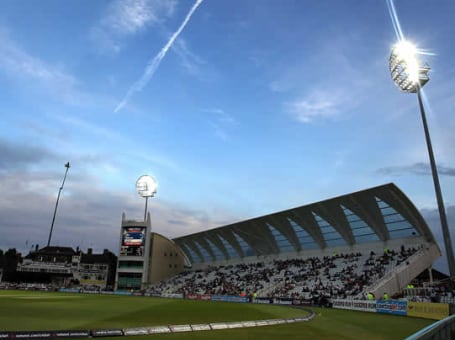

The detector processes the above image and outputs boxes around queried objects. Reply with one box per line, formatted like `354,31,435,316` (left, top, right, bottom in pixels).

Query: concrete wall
149,233,186,284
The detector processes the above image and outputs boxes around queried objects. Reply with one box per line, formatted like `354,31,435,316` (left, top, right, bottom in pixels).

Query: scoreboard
120,227,146,256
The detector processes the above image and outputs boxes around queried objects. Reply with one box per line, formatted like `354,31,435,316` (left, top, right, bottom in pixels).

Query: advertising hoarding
407,302,449,320
376,300,407,316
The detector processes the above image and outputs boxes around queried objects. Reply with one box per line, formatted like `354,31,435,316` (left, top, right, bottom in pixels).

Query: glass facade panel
205,238,225,261
342,206,379,243
194,241,213,262
376,199,389,209
390,229,418,238
183,243,202,264
355,234,381,243
266,223,295,252
218,235,239,259
287,218,319,249
233,232,255,257
313,213,347,247
383,214,407,224
381,207,397,216
386,220,413,230
375,197,419,239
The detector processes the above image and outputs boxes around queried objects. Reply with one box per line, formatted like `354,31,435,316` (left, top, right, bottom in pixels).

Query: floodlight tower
47,162,70,247
389,40,455,282
136,175,158,221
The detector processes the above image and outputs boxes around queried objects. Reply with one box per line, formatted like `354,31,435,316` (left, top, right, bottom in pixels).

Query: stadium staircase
257,281,284,297
359,243,440,299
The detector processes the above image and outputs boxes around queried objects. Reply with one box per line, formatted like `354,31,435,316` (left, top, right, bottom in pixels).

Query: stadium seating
148,245,423,301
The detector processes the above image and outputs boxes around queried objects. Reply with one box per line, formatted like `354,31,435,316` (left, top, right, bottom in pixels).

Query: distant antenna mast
47,162,70,247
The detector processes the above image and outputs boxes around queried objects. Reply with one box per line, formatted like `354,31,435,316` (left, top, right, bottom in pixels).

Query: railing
406,315,455,340
257,280,284,297
359,244,440,298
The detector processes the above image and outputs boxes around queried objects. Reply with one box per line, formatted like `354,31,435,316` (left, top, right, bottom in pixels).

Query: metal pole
417,88,455,284
144,196,149,222
47,162,70,247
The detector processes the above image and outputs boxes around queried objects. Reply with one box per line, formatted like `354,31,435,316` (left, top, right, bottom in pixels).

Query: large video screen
120,227,146,256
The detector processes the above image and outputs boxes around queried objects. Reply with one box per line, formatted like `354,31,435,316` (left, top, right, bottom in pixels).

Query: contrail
386,0,404,41
114,0,204,113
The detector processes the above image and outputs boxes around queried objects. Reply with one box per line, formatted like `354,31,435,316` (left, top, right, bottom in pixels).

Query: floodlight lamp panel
136,175,157,197
389,40,430,93
393,41,417,63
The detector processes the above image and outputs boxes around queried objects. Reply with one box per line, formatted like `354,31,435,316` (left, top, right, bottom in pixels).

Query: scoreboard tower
115,213,152,290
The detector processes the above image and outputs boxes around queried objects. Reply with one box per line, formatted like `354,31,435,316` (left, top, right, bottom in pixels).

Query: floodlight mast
389,40,455,284
47,162,70,247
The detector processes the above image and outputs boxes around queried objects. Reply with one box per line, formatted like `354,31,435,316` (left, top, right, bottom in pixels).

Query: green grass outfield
0,290,434,339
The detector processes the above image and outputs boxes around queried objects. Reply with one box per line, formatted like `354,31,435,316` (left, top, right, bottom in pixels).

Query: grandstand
0,183,443,304
152,183,442,301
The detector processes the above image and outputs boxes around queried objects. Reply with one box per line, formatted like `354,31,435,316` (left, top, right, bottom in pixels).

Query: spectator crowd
149,246,422,302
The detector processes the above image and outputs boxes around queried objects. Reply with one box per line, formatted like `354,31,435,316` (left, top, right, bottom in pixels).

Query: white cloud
202,108,235,124
91,0,177,53
0,31,113,108
270,32,380,124
172,38,206,76
0,32,77,92
286,90,343,123
105,0,155,34
51,115,128,143
47,114,181,174
201,108,237,141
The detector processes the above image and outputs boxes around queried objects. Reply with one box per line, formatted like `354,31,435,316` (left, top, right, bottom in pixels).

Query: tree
3,248,20,282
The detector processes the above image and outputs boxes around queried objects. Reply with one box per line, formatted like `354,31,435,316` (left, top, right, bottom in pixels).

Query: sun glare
393,40,419,82
389,40,430,93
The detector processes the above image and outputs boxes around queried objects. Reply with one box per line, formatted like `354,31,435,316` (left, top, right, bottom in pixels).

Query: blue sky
1,0,454,272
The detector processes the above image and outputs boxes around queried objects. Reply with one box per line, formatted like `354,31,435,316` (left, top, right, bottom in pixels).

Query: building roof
173,183,436,265
80,250,116,264
34,246,76,256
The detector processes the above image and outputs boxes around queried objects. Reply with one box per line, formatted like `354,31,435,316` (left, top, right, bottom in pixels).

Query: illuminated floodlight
136,175,157,221
389,40,430,93
136,175,158,198
388,38,455,284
